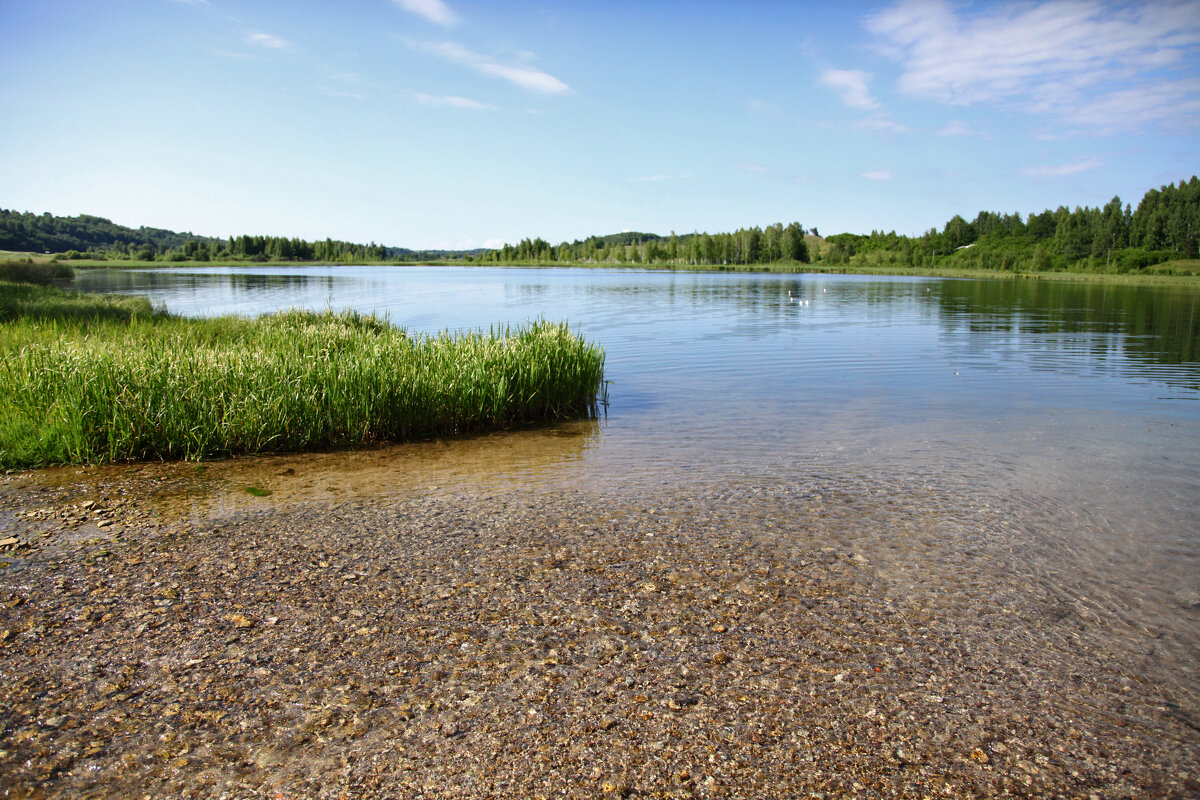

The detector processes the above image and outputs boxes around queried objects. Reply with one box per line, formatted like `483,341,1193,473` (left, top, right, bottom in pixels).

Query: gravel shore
1,460,1197,799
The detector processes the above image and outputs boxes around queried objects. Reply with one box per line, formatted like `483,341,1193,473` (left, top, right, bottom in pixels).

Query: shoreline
2,462,1197,798
11,252,1199,286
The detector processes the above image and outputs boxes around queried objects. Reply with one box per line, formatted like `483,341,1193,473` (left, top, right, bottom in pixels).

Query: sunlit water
73,265,1200,701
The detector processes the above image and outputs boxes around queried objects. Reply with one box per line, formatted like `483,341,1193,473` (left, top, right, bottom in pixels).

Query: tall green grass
0,260,76,286
0,284,605,468
0,281,158,327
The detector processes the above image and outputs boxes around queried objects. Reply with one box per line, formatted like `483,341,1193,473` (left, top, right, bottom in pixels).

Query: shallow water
69,266,1200,701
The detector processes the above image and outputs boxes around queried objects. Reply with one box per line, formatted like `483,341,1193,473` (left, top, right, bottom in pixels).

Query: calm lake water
76,265,1200,698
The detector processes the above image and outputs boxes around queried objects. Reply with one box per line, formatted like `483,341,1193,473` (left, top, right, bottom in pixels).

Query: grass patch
0,260,76,286
1146,259,1200,275
0,281,158,326
0,251,57,263
0,284,605,469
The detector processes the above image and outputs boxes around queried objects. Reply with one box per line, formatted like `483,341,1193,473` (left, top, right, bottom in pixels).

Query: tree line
482,222,811,266
0,212,459,264
2,176,1195,273
821,176,1198,273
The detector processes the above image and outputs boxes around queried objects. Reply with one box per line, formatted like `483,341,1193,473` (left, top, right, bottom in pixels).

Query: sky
1,0,1198,250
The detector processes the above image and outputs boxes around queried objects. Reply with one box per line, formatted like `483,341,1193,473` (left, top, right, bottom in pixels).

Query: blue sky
1,0,1198,249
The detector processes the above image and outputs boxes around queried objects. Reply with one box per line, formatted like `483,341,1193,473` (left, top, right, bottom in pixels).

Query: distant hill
0,208,490,263
0,210,219,255
581,231,663,247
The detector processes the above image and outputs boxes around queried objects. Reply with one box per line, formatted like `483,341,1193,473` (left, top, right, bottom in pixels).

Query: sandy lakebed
1,445,1197,799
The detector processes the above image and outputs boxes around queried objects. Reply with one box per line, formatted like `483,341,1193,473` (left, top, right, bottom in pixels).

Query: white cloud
819,68,881,110
410,41,570,95
861,169,895,181
1059,77,1200,133
938,119,974,136
741,163,771,175
246,32,288,49
1019,158,1104,178
855,113,908,133
214,49,259,61
483,238,504,249
394,0,457,26
866,0,1200,133
411,92,497,110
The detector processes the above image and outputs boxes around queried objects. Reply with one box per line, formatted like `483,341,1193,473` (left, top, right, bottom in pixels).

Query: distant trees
838,176,1199,274
0,210,395,263
5,176,1196,274
480,223,811,267
1130,177,1199,257
0,211,206,256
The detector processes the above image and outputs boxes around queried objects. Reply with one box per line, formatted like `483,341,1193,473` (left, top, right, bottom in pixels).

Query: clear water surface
74,265,1200,700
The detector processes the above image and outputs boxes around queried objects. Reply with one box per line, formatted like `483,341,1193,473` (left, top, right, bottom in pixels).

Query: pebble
0,465,1195,799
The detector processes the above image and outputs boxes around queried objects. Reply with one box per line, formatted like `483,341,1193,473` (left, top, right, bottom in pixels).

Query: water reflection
934,279,1200,389
75,266,1200,407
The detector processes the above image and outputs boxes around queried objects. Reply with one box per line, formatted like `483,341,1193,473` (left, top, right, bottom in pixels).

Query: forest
2,176,1196,274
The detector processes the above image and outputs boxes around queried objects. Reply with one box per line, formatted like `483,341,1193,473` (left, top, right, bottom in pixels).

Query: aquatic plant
0,285,605,468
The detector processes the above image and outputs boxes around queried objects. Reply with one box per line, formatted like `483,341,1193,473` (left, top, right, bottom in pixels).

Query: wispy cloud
818,68,881,110
741,163,772,175
409,40,570,95
246,32,288,50
855,113,908,134
393,0,457,27
1019,158,1104,178
861,169,895,181
411,92,497,110
214,49,260,61
866,0,1200,133
938,119,986,137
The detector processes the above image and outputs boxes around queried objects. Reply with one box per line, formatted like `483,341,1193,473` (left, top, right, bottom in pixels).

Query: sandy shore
1,462,1197,799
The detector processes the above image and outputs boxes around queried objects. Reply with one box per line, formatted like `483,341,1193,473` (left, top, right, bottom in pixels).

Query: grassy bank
0,283,605,469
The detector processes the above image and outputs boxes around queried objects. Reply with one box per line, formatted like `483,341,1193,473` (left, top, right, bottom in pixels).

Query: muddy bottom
1,453,1198,799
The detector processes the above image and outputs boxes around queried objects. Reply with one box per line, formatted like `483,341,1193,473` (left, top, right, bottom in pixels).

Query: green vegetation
0,259,75,286
0,281,158,326
0,213,471,264
0,284,605,469
482,223,811,267
5,176,1197,277
804,177,1199,276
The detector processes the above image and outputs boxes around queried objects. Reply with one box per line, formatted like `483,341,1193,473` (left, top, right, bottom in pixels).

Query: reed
0,285,605,468
0,260,76,286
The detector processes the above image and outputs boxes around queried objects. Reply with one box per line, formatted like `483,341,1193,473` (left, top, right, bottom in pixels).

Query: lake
75,265,1200,706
